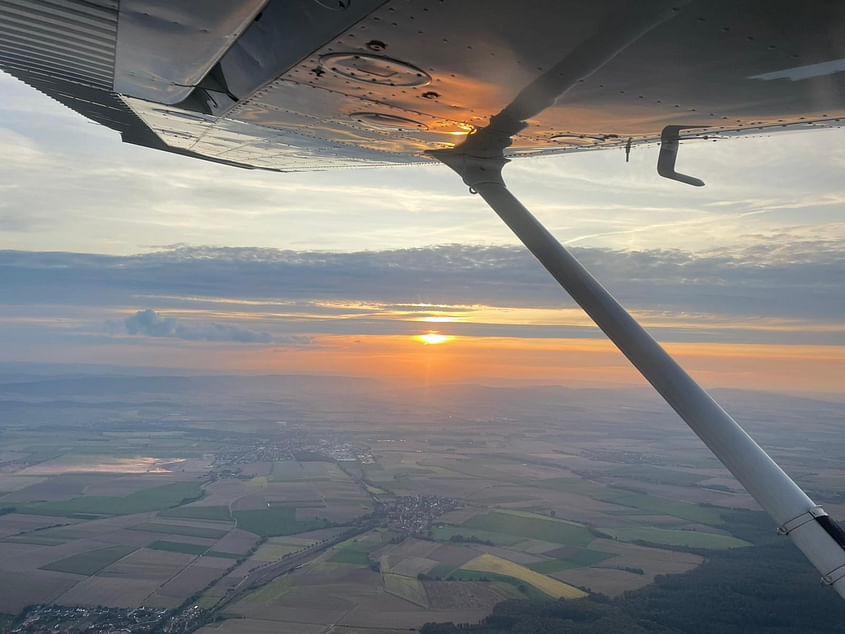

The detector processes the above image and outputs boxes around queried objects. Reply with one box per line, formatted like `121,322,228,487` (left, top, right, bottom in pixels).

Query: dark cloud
121,308,307,345
1,241,843,322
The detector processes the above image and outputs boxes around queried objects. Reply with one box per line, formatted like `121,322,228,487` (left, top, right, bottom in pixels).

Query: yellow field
461,554,588,599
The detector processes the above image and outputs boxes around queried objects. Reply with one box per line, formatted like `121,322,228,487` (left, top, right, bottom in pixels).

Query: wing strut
430,149,845,599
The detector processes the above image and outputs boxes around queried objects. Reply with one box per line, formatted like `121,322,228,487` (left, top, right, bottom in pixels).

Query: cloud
120,308,302,344
0,206,46,232
3,240,843,321
1,239,843,346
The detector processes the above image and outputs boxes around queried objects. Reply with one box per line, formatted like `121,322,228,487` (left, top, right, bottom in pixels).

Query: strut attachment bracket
777,505,828,536
823,564,845,587
427,150,507,190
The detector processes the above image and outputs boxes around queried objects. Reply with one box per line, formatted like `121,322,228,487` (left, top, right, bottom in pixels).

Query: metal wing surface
1,0,843,172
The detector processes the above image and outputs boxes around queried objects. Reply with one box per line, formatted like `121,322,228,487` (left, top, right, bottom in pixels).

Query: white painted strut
433,152,845,599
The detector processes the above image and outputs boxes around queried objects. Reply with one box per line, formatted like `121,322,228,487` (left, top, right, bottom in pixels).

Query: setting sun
415,333,454,345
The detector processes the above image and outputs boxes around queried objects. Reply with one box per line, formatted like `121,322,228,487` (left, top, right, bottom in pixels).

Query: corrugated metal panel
0,0,118,90
8,66,269,171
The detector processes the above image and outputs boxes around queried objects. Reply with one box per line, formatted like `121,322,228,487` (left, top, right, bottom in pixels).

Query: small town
378,495,462,536
10,606,168,633
211,433,374,470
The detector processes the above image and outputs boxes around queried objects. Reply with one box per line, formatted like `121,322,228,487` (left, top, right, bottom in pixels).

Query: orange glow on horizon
9,334,845,394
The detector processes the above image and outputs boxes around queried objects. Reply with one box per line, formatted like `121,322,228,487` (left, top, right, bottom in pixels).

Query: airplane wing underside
1,0,844,172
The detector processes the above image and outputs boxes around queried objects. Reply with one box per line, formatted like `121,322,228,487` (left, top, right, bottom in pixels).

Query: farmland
589,489,724,525
251,535,320,561
431,525,523,546
148,540,210,556
525,549,614,573
597,526,751,549
328,547,370,565
460,554,587,599
130,522,230,539
460,510,593,547
18,481,205,517
2,375,842,630
40,545,136,575
269,461,346,482
384,573,429,607
158,505,232,521
232,507,330,537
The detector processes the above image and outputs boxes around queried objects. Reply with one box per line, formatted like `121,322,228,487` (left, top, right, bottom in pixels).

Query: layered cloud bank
2,241,843,335
2,243,843,391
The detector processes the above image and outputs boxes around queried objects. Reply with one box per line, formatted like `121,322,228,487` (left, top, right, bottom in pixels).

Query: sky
1,70,844,393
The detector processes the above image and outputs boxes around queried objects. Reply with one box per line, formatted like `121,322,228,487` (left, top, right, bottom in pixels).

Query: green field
323,497,370,506
252,542,301,561
442,569,557,601
488,580,528,599
427,460,527,483
150,541,241,559
328,548,371,566
130,522,229,539
2,535,67,545
158,505,232,521
427,562,457,578
533,477,602,495
253,536,319,561
269,461,344,482
205,550,242,559
326,530,384,567
232,507,329,537
40,544,136,575
362,462,446,485
268,500,325,508
364,482,390,496
21,481,204,517
525,549,615,573
195,596,221,610
535,478,723,525
383,573,428,607
148,540,209,556
598,526,750,549
242,576,295,605
594,489,724,525
511,539,564,554
602,465,707,487
462,510,593,548
432,524,524,546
